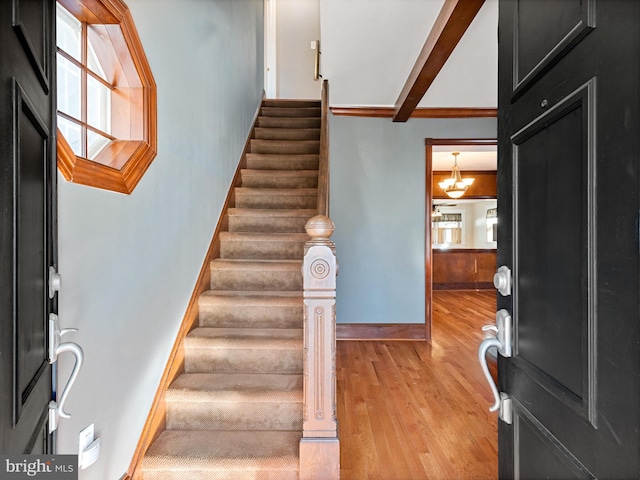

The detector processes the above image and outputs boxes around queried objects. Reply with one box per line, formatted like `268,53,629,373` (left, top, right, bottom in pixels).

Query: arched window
56,0,156,194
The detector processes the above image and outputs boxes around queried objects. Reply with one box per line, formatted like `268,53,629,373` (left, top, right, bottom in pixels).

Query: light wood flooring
337,290,498,479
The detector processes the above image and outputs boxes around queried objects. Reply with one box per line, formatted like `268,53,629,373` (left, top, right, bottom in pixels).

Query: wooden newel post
300,215,340,479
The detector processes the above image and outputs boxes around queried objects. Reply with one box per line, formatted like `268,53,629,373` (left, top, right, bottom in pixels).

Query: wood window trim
57,0,157,194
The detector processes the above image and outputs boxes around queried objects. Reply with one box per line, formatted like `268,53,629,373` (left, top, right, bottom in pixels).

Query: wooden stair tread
241,169,319,177
210,259,301,269
142,430,300,470
260,107,321,118
262,99,320,108
228,208,317,217
168,373,302,401
256,116,321,129
220,232,309,241
235,187,317,195
245,153,320,171
199,290,303,299
186,327,302,344
251,139,320,146
254,128,320,141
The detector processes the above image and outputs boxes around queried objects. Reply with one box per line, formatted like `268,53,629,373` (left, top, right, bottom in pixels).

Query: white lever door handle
55,341,84,419
478,336,502,412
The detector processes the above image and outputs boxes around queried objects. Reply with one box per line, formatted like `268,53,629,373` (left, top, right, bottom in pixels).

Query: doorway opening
425,138,497,338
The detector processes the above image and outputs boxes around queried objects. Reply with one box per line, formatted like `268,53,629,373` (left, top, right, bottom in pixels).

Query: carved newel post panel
300,215,340,479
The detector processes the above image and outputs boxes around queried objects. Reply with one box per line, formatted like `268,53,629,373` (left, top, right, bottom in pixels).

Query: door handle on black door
478,309,512,412
48,314,84,432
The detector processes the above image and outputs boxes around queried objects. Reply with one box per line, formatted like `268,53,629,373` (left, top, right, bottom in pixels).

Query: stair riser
262,100,320,108
210,269,302,291
240,174,318,189
228,216,310,233
261,107,320,117
250,140,319,155
257,116,320,129
246,155,319,171
254,128,320,141
220,240,305,260
184,348,302,374
235,194,317,210
142,470,299,480
199,305,303,328
166,401,302,431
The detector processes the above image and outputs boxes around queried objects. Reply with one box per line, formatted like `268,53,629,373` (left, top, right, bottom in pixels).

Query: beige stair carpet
140,99,320,480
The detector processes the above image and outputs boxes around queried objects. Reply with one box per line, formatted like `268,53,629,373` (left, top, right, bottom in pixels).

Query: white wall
321,0,497,107
472,200,497,248
56,1,263,478
276,0,321,99
329,115,496,325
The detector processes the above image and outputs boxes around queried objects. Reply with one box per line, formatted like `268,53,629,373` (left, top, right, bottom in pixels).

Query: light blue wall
56,1,263,478
329,115,497,325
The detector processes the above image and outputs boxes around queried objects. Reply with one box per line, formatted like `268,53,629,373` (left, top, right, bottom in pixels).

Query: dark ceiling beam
392,0,486,122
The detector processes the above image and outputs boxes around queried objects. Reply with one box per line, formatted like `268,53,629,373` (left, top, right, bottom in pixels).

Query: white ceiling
321,0,498,108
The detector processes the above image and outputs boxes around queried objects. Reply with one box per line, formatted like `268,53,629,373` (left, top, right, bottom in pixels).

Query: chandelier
438,152,474,199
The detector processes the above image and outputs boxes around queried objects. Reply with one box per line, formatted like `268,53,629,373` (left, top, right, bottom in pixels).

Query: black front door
497,0,640,478
0,0,57,453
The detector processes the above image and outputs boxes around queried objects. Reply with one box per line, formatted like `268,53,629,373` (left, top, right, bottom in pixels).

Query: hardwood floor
337,290,498,479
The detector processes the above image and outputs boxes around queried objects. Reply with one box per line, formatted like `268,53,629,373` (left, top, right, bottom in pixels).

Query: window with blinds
432,213,463,247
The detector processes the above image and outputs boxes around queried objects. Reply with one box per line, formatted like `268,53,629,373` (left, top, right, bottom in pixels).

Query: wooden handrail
318,80,330,217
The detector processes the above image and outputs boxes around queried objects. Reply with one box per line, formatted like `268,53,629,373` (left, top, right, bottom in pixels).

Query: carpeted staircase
140,99,321,480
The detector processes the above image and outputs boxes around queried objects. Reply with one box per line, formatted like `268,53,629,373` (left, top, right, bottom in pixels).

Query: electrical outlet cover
78,424,94,466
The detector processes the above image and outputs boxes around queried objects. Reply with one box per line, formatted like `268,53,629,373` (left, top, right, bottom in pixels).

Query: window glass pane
87,130,111,161
87,35,108,81
432,216,463,247
57,53,81,119
58,115,82,157
487,217,498,243
87,75,111,134
56,3,81,60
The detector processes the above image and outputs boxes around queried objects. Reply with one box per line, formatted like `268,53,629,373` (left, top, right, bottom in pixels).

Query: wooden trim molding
393,0,486,122
127,98,263,480
336,324,427,341
425,143,433,341
424,138,497,146
56,0,157,194
330,107,496,119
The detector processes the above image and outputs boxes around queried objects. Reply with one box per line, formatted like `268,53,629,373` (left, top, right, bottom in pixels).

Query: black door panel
498,0,639,478
0,0,55,453
12,0,52,92
512,0,595,99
